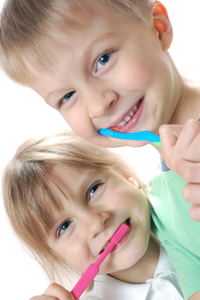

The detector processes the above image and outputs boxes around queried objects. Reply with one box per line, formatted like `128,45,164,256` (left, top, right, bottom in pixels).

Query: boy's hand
29,283,76,300
159,120,200,222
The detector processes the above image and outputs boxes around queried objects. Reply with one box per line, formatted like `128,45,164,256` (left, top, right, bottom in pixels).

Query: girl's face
31,1,178,149
47,164,151,281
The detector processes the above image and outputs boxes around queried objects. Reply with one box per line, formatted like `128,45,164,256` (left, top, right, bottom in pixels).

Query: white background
0,1,200,299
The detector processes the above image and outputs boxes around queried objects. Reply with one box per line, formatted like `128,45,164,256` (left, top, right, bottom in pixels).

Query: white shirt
84,246,184,300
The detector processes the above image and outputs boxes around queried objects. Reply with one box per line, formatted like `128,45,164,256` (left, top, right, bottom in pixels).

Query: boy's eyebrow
89,32,118,50
45,91,61,104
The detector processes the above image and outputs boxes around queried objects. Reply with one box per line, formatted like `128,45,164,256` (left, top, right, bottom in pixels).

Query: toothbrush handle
71,224,129,299
71,239,117,299
99,129,160,143
71,263,99,300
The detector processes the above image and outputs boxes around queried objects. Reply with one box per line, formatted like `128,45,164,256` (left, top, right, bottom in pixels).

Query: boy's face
47,164,150,279
31,1,176,148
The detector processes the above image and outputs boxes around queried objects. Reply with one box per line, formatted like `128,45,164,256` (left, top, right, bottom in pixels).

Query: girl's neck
109,233,160,284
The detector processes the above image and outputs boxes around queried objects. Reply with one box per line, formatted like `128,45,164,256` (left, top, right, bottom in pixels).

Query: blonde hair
0,0,153,85
2,129,145,289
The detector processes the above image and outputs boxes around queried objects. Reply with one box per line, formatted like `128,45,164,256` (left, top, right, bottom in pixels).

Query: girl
2,130,183,300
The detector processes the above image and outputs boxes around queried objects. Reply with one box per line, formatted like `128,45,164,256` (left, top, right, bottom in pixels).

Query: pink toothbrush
71,223,129,299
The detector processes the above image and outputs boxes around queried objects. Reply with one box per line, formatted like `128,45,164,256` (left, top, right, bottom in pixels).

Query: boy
0,0,200,219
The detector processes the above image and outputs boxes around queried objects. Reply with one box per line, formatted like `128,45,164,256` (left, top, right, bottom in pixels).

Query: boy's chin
101,139,148,148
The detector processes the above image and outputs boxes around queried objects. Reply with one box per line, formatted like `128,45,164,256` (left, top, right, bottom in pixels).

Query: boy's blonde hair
0,0,153,85
2,129,145,288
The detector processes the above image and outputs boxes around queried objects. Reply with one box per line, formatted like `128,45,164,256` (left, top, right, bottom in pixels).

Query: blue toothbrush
99,128,162,148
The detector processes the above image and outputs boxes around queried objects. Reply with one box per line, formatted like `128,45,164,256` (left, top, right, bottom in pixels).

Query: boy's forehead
29,1,144,94
46,0,137,47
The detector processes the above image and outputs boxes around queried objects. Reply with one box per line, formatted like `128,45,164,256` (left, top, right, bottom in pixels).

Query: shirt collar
85,246,177,300
153,245,177,277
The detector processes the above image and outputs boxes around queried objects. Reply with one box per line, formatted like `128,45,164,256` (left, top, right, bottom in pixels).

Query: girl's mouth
99,218,130,254
109,98,144,133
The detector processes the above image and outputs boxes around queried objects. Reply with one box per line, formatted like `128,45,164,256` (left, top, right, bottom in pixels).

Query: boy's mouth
99,218,130,254
109,98,143,132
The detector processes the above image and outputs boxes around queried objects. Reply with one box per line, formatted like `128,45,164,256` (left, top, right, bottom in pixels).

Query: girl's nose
84,89,118,119
86,211,110,239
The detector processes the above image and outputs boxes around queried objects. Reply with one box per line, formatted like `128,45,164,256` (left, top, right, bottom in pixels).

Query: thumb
159,124,184,164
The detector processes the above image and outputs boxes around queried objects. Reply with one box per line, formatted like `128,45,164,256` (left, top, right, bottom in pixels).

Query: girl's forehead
50,163,127,195
50,164,105,187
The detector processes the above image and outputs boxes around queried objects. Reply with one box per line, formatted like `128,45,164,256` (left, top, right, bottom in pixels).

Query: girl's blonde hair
2,129,145,289
0,0,153,85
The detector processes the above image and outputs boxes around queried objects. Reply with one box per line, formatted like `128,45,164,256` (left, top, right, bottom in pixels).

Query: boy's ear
152,1,173,51
127,177,140,188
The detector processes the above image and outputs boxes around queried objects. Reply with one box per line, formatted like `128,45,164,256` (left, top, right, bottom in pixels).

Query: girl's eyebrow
48,169,102,235
77,169,101,194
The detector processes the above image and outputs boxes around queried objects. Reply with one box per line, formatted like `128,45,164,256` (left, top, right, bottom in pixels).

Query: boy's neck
170,76,200,125
109,233,160,284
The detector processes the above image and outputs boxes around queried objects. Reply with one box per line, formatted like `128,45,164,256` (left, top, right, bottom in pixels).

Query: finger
190,204,200,223
159,120,200,163
175,120,200,150
183,183,200,203
174,120,200,161
183,130,200,161
174,160,200,183
44,283,75,300
159,124,183,168
30,296,59,300
159,123,183,149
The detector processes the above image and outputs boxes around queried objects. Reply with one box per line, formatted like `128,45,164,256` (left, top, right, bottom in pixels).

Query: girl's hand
29,283,76,300
159,119,200,222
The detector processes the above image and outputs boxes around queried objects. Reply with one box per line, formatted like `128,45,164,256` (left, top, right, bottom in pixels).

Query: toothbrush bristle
109,126,121,132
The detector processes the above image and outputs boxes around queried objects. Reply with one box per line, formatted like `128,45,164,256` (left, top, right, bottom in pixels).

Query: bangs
0,0,95,84
0,0,152,85
4,159,65,247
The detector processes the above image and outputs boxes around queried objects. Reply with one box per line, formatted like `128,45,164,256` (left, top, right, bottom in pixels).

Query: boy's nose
84,89,118,119
86,211,110,239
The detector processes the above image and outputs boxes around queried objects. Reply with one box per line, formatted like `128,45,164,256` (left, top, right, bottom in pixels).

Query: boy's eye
58,220,72,236
88,183,101,200
97,53,111,71
61,91,76,104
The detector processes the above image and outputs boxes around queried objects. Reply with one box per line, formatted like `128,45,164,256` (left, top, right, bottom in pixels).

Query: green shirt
147,162,200,299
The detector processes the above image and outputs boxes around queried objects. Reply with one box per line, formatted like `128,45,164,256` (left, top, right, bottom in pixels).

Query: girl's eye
60,91,76,104
97,53,111,71
88,183,101,200
58,220,72,237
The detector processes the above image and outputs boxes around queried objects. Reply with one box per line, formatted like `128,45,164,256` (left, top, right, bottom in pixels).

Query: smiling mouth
99,218,130,254
109,99,142,132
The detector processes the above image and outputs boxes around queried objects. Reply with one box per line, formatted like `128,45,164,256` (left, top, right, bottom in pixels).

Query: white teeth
129,110,134,116
116,107,137,127
101,241,110,253
132,104,137,112
124,115,131,122
118,120,126,126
